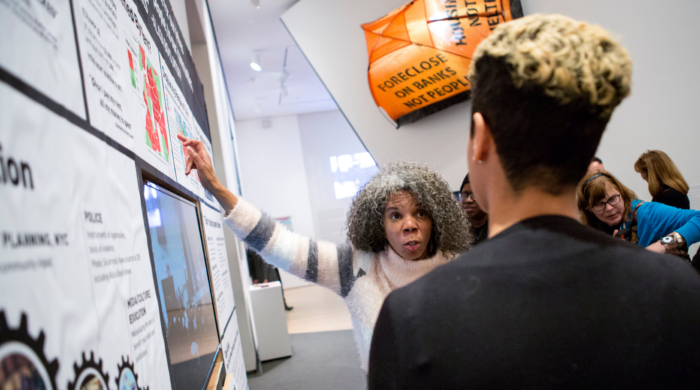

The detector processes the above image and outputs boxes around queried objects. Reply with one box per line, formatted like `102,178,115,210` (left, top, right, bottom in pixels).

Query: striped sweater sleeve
224,198,358,297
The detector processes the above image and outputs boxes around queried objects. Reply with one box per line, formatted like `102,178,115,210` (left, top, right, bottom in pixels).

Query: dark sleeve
654,189,690,210
368,292,403,390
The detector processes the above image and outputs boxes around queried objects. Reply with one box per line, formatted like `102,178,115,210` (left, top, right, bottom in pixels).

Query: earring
477,160,483,164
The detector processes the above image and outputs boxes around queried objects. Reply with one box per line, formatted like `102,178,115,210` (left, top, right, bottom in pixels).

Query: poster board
0,0,248,385
0,82,172,389
0,0,86,118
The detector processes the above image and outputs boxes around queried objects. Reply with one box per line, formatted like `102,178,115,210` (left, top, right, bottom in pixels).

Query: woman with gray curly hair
177,132,471,370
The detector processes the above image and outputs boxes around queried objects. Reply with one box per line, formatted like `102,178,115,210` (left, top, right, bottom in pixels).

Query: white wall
523,0,700,201
282,0,471,191
236,115,315,289
298,109,377,243
283,0,700,198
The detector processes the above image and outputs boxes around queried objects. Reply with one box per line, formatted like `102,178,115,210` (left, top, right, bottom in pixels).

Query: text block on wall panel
0,82,172,390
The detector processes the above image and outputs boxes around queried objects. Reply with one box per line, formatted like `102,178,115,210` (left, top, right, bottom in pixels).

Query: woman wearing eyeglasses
577,170,700,259
459,173,488,245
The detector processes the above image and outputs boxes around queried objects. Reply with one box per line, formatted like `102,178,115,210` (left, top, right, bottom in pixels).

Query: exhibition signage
0,0,247,386
362,0,522,126
0,83,173,389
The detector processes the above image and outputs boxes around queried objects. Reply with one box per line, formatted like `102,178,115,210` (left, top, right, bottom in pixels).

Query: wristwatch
661,232,685,251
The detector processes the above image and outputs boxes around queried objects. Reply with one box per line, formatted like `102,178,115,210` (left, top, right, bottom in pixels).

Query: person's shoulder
595,235,700,291
654,187,690,209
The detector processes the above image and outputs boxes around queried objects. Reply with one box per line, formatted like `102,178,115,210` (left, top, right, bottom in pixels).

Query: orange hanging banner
362,0,522,127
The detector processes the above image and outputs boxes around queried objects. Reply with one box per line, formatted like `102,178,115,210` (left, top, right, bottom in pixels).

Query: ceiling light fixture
250,0,260,9
250,53,261,72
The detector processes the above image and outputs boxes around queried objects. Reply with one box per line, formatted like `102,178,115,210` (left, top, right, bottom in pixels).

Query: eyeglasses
591,194,621,212
460,191,474,201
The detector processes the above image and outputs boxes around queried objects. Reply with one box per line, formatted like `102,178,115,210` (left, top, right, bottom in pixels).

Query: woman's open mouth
404,241,421,251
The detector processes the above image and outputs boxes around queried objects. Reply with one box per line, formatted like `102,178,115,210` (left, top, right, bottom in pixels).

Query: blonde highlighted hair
577,170,637,230
634,150,689,198
470,14,632,118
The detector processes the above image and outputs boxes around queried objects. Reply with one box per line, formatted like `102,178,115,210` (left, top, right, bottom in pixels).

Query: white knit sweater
224,198,454,371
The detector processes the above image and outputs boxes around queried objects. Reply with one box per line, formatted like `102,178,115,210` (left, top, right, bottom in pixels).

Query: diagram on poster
137,48,168,162
161,56,201,195
0,0,86,119
120,0,174,178
0,82,172,389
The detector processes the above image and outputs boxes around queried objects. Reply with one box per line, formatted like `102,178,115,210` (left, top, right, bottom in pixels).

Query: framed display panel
0,0,249,382
140,176,222,390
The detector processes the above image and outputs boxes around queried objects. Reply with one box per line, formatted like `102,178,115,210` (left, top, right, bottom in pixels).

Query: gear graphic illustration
67,351,111,390
0,310,59,390
115,355,148,390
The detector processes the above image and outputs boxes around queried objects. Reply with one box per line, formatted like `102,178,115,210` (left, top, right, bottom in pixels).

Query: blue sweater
620,199,700,247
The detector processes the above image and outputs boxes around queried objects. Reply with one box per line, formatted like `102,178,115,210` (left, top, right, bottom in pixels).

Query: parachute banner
362,0,523,127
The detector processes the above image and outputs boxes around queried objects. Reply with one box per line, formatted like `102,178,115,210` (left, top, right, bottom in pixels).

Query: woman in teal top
578,170,700,256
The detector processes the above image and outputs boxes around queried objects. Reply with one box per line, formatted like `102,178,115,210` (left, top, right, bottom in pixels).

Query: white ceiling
208,0,337,121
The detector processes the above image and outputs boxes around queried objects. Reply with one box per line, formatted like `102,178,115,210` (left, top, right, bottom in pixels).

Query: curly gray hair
346,161,472,257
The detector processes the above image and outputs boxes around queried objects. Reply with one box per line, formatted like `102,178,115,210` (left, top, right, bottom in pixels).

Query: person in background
634,150,690,209
175,137,472,371
247,245,278,284
588,156,605,174
578,170,700,260
246,246,293,310
460,173,488,245
635,149,700,267
368,14,700,389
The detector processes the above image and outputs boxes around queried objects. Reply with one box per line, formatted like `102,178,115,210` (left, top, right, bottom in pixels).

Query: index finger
177,134,202,149
177,134,192,144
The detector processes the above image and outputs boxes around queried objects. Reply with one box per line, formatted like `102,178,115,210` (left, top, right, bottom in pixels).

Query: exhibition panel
0,0,248,386
0,0,86,119
0,82,172,389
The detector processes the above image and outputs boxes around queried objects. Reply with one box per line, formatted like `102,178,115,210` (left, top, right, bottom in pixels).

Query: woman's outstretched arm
177,134,359,297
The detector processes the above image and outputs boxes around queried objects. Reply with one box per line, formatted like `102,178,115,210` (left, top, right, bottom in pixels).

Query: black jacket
369,216,700,389
653,185,690,210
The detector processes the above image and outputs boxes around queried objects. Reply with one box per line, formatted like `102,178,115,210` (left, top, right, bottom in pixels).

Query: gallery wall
235,109,377,289
0,0,251,385
282,0,700,200
523,0,700,201
236,114,316,289
282,0,472,191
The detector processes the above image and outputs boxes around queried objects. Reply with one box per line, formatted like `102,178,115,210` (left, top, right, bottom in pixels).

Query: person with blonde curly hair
369,14,700,388
175,133,472,371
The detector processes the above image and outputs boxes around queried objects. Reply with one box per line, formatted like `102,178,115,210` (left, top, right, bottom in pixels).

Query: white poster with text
0,0,86,118
0,83,172,390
